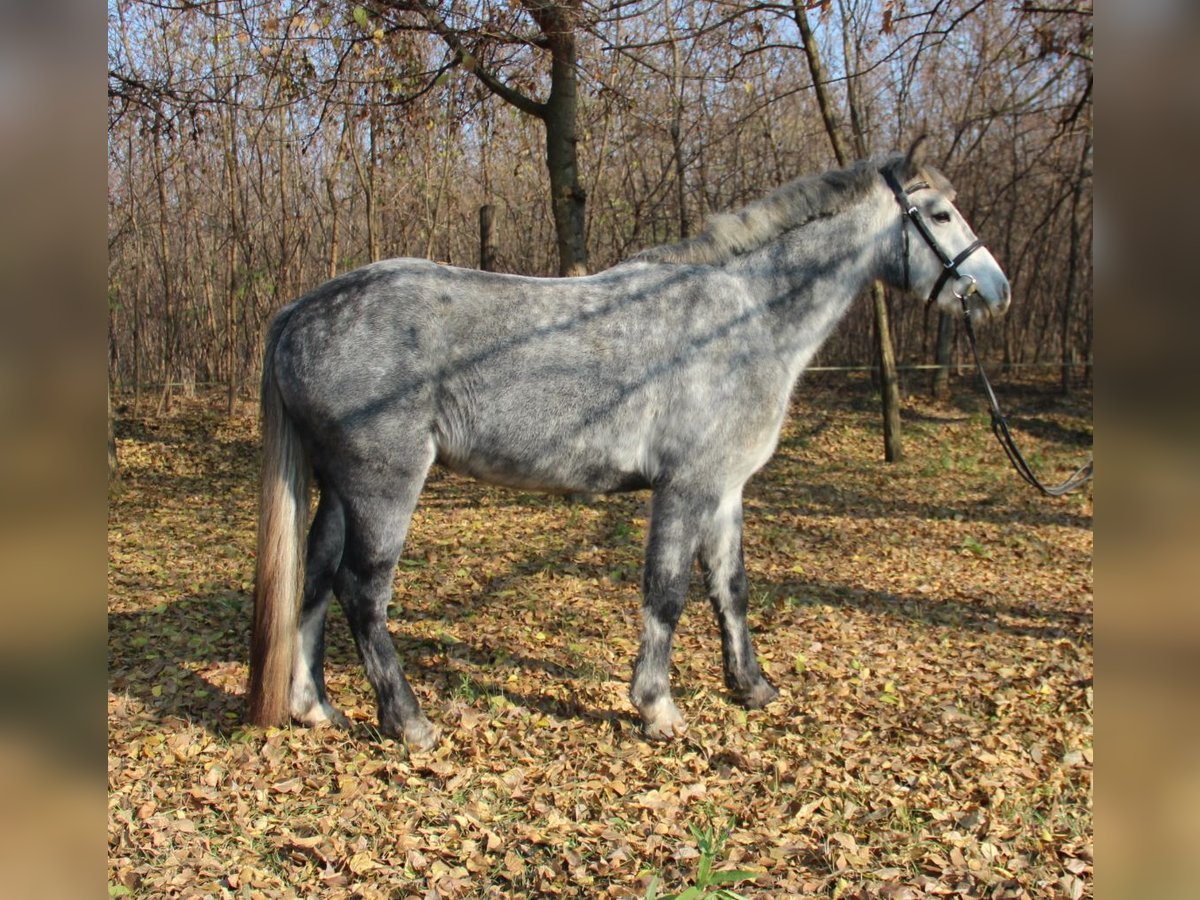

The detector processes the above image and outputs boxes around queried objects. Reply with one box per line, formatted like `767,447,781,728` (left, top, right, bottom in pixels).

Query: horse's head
883,137,1011,325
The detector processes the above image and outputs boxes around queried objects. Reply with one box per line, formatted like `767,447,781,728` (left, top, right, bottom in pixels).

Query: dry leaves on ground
109,376,1092,898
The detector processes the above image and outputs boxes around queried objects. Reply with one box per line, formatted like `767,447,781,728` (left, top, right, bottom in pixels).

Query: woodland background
107,0,1092,415
107,4,1093,895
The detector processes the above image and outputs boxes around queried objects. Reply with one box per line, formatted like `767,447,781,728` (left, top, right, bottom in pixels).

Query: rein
884,167,1094,497
959,308,1094,497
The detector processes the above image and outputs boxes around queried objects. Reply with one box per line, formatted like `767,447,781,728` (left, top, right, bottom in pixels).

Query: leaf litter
109,377,1092,897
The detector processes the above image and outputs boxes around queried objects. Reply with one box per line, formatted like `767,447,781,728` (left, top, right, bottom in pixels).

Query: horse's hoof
403,718,440,752
293,703,350,729
327,708,351,729
639,697,687,741
643,718,688,741
739,679,780,709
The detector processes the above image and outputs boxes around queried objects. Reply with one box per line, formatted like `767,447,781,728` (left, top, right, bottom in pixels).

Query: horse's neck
730,188,895,376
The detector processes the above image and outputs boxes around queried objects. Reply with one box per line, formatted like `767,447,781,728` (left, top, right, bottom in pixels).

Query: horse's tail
247,308,309,726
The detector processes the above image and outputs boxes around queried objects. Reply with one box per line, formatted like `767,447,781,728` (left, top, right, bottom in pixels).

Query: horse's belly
436,444,651,495
434,373,656,493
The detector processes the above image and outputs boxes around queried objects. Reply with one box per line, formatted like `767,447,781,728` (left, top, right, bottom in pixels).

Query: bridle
882,167,984,307
882,165,1094,498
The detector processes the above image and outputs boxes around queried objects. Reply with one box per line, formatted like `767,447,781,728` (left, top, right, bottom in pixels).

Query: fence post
931,310,953,400
872,282,904,462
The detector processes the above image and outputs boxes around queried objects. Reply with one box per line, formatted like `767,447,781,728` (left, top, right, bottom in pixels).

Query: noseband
883,168,984,306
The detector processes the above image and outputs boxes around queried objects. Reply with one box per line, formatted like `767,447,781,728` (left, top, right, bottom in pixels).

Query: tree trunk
404,0,590,276
794,0,902,461
327,171,341,279
479,204,497,271
666,0,689,239
108,380,118,481
276,104,292,301
792,1,851,168
1061,132,1091,395
224,109,241,417
133,277,143,416
151,127,174,415
542,28,588,276
130,216,144,417
348,95,380,264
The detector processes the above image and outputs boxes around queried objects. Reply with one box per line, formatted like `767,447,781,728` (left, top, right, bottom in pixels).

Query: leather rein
884,168,1094,497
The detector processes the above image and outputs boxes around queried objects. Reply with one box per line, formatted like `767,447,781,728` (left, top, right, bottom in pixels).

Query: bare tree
793,0,903,461
106,0,1092,422
373,1,590,275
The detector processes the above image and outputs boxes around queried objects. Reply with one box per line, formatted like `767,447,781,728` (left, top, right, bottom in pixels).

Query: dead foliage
109,376,1092,898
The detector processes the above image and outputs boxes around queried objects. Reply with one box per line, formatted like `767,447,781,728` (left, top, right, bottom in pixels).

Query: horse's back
269,257,783,493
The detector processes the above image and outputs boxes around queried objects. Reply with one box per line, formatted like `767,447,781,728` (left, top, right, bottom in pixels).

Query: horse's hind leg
290,488,349,727
699,490,778,709
334,462,438,751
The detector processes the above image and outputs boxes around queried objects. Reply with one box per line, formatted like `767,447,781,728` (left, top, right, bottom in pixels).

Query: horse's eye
932,211,953,224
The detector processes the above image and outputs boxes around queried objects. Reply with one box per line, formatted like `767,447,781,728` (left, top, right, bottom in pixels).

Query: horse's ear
901,135,929,179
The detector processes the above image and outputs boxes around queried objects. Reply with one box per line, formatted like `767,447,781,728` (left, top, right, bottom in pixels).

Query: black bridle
884,167,1094,498
883,168,984,306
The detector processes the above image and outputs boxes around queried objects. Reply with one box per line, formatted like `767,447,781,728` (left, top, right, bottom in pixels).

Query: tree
106,0,1092,412
792,0,904,462
375,1,590,276
108,383,119,481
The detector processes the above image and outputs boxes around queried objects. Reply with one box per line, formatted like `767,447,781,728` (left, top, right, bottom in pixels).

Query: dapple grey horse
247,138,1010,749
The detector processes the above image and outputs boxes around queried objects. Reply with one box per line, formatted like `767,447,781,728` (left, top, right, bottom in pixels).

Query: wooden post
479,204,497,272
873,283,904,462
931,310,953,400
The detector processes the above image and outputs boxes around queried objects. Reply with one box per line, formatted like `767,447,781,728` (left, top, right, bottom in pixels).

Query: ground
108,375,1093,898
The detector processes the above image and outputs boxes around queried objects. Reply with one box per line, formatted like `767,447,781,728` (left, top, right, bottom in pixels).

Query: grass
646,820,760,899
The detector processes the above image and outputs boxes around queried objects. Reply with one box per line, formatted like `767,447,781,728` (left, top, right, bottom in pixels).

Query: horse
246,137,1010,749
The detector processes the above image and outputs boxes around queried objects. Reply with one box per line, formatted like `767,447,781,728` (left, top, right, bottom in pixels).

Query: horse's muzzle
958,273,1011,322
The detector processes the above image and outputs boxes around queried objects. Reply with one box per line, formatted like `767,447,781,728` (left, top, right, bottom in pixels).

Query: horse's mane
633,155,902,266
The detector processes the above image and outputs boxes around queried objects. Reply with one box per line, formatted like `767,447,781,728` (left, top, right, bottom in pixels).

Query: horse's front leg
630,488,704,739
699,491,779,709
